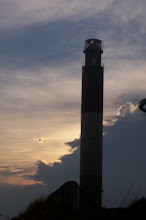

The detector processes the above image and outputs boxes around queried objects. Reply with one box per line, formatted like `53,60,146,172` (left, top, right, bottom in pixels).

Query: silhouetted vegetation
11,196,79,220
11,196,146,219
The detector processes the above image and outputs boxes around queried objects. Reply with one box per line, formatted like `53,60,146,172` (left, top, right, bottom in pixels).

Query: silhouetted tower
80,39,104,207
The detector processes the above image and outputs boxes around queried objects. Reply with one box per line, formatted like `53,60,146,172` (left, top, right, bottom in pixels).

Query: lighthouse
80,39,104,207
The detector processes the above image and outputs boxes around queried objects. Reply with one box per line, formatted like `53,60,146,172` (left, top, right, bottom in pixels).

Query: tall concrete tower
80,39,103,207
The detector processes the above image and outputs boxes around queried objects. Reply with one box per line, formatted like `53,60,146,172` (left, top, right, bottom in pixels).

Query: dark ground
11,197,146,220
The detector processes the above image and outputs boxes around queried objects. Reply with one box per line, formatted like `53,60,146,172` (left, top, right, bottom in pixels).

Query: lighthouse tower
80,39,104,207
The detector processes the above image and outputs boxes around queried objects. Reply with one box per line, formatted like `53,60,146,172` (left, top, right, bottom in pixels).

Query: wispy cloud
0,165,43,186
0,175,43,186
0,0,114,28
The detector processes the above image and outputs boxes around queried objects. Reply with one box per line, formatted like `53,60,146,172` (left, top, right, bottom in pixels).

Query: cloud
0,0,145,71
0,165,43,186
107,0,146,24
0,175,43,186
0,10,145,122
0,166,24,175
0,102,145,217
31,145,80,190
116,102,138,117
104,102,138,127
0,0,145,124
0,183,49,218
30,102,146,208
65,138,80,149
0,0,145,216
1,0,145,32
0,0,114,29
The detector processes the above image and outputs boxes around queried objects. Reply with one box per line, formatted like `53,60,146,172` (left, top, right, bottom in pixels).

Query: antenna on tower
120,184,133,208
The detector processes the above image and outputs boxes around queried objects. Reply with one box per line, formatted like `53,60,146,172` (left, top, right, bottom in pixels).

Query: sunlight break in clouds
117,102,138,117
104,102,138,127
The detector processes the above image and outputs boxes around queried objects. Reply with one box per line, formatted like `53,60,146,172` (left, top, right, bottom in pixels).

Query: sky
0,0,146,218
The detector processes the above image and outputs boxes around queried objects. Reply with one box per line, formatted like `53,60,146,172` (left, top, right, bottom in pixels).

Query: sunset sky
0,0,146,218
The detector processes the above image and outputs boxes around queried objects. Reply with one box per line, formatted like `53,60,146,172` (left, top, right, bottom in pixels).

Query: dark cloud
0,6,145,71
114,93,145,107
0,20,82,70
0,183,49,218
31,145,80,191
65,138,80,149
0,102,145,218
103,108,146,203
30,103,146,208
